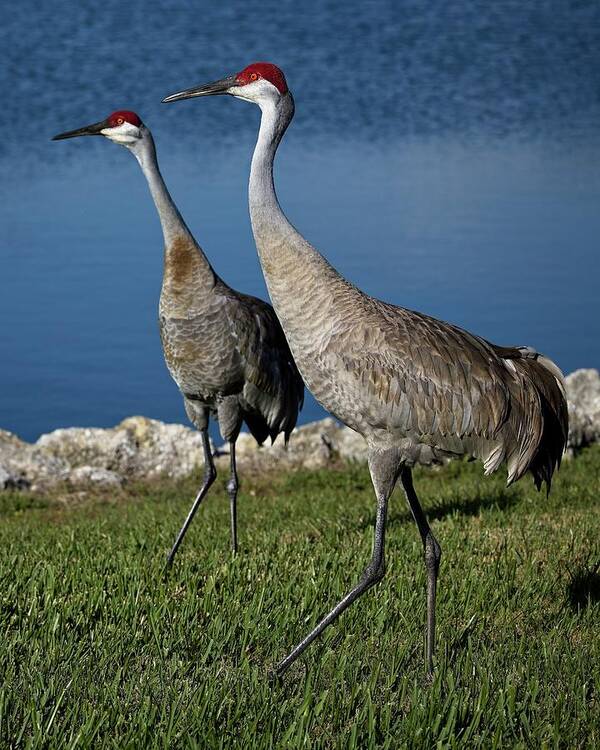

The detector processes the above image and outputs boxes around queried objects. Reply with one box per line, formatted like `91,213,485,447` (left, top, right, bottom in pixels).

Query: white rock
0,429,70,490
36,416,210,480
565,369,600,448
69,466,124,488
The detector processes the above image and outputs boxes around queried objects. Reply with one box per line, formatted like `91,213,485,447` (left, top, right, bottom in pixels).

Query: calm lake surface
2,0,600,442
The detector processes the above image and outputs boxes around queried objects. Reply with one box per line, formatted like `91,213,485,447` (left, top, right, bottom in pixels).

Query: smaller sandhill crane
164,64,569,677
53,111,304,564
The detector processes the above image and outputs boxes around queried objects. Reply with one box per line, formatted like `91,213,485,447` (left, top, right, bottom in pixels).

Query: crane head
162,62,289,106
52,111,145,146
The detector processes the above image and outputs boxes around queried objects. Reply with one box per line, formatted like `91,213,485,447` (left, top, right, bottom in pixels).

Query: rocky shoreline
1,369,599,493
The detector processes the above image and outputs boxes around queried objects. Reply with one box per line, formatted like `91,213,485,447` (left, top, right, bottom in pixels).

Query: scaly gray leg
274,449,398,678
400,466,441,676
226,441,239,554
166,429,216,568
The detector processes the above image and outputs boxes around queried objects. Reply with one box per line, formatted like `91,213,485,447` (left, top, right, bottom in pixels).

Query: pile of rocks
1,369,599,492
0,417,206,492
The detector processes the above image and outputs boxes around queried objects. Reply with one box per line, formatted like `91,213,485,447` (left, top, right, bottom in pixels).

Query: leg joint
204,464,217,485
360,556,386,587
226,475,239,496
424,532,441,572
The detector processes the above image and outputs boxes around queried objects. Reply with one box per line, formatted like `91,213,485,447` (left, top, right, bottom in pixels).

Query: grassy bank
1,447,599,748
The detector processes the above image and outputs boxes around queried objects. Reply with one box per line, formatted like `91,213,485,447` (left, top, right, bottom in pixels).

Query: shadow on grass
355,488,522,532
426,488,522,522
566,562,600,611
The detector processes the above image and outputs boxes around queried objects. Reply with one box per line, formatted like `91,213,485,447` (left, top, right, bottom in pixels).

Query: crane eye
250,72,258,81
116,117,124,125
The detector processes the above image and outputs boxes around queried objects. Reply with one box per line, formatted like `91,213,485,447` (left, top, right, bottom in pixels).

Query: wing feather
330,299,512,451
222,289,304,441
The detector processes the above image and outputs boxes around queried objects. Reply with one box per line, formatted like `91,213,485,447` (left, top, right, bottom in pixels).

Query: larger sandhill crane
164,64,569,677
53,110,304,564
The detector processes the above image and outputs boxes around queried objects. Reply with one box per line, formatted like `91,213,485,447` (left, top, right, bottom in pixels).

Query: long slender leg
274,449,398,678
216,397,242,554
226,441,239,554
166,428,216,568
400,466,442,676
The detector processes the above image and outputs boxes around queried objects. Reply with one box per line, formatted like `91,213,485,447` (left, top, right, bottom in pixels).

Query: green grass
1,447,600,748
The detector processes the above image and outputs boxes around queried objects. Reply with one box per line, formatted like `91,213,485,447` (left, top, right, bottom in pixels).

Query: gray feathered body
249,94,568,490
127,128,303,447
255,230,567,489
158,232,303,445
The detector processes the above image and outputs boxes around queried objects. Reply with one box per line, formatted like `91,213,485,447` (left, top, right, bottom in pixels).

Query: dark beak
162,75,238,103
52,119,108,141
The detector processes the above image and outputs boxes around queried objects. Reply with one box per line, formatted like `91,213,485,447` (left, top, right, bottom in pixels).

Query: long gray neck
249,96,292,221
133,130,194,247
131,129,217,310
248,94,351,314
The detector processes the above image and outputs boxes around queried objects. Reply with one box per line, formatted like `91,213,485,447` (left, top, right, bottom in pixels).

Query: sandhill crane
53,110,304,564
164,65,569,677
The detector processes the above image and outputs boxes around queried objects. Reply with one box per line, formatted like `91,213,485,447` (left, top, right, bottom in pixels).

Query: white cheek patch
102,122,140,144
232,79,280,102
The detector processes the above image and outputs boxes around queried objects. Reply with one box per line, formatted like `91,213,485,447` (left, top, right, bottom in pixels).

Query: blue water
2,0,600,442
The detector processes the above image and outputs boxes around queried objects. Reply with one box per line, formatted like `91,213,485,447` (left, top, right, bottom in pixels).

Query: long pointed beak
52,119,108,141
162,75,238,103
